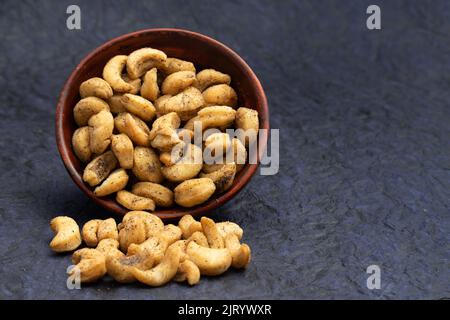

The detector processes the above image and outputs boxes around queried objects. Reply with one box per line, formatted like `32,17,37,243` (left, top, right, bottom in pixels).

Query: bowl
56,28,269,220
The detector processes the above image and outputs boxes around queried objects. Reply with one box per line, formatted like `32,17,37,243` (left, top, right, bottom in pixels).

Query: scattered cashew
79,77,113,100
82,218,119,247
224,234,251,269
178,215,203,239
186,241,232,276
186,231,209,247
200,217,224,249
174,260,201,285
49,216,81,252
70,248,106,283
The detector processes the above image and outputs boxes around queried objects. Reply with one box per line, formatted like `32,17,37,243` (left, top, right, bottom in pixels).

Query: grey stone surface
0,0,449,299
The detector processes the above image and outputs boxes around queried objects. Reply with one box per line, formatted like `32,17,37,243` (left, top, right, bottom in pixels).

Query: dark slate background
0,0,449,299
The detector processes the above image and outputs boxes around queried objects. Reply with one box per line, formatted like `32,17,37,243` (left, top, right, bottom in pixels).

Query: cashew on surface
49,216,82,252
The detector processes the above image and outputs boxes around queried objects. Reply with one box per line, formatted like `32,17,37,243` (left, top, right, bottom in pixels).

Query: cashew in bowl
103,55,141,93
121,93,156,122
72,127,91,163
107,94,127,114
235,107,259,146
82,151,118,187
200,163,236,193
157,57,196,75
203,84,237,107
114,112,151,147
79,77,113,100
161,71,196,95
131,182,174,207
193,69,231,92
116,190,155,211
126,48,167,79
73,97,110,127
82,218,119,247
174,178,216,207
49,216,82,252
161,144,203,182
140,68,159,102
157,87,204,121
88,110,114,155
184,106,236,132
111,134,134,169
132,146,163,183
94,168,129,197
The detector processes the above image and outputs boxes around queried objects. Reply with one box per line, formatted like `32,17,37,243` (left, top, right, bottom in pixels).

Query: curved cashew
157,87,204,121
120,211,164,237
186,231,209,247
194,69,231,92
83,151,118,187
132,146,163,183
114,112,151,147
105,250,154,283
126,47,167,79
184,106,236,132
111,134,134,169
79,77,113,100
116,190,155,211
72,126,91,163
216,221,244,241
118,211,164,251
224,234,251,269
203,84,237,107
94,168,129,196
186,241,232,276
178,215,202,239
140,68,160,101
131,241,184,287
103,55,141,93
200,163,236,193
161,144,203,182
204,132,232,161
161,71,196,95
174,178,216,208
121,93,156,122
157,57,196,75
200,217,224,249
107,94,127,114
131,182,174,207
70,248,106,282
73,97,110,127
235,107,259,146
81,218,119,247
174,260,201,285
49,216,81,252
95,238,121,257
88,110,114,154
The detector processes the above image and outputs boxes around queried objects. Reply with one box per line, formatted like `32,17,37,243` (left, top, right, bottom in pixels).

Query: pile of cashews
49,212,251,286
71,47,260,210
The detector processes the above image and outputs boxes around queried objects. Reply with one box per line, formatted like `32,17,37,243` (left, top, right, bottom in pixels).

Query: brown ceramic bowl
56,28,269,220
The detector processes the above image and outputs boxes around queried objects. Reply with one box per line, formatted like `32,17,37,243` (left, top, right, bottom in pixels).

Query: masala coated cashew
49,216,82,252
103,55,141,93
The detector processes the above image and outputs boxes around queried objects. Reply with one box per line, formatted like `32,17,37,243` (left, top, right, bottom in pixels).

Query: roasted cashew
203,84,237,107
157,87,204,121
200,217,224,249
95,238,121,257
202,138,246,173
174,260,201,285
88,110,114,154
140,68,160,101
178,215,203,239
107,94,127,114
83,151,118,187
184,106,236,132
216,221,244,241
73,97,110,127
49,216,81,252
204,132,232,160
161,71,196,95
111,134,134,169
82,218,119,247
114,112,151,147
132,146,163,183
174,178,216,207
105,249,154,283
121,93,156,122
193,69,231,92
235,107,259,146
200,163,236,193
186,241,232,276
79,77,113,100
94,168,129,197
118,211,164,251
103,55,141,93
157,57,196,75
161,144,203,182
131,182,174,207
126,47,167,79
116,190,155,211
224,234,251,269
70,248,106,283
186,231,209,247
72,126,91,163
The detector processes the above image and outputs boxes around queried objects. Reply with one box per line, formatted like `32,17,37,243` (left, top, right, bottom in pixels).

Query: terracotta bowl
56,28,269,220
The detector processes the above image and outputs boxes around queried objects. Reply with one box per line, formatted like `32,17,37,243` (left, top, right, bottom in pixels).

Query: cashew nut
82,218,119,247
174,260,201,285
224,234,251,269
200,217,224,249
184,106,236,132
116,190,155,211
193,69,231,92
174,178,216,207
203,84,237,107
73,97,110,127
79,77,113,100
96,238,121,257
157,87,204,121
103,55,141,93
88,110,114,154
114,112,151,147
204,132,232,160
49,216,81,252
178,215,203,239
161,71,196,95
118,211,164,251
235,107,259,146
83,151,118,187
70,248,106,283
126,47,167,79
161,144,203,182
140,68,160,102
131,182,174,207
121,93,156,122
111,134,134,169
94,168,129,197
216,221,244,241
107,94,127,114
132,146,163,183
200,163,236,193
186,241,232,276
158,57,196,75
186,231,209,247
72,126,91,163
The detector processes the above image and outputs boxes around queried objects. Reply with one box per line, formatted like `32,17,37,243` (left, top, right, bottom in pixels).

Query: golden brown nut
103,55,141,93
186,231,209,247
114,112,151,147
72,126,91,163
202,84,237,107
184,106,236,132
174,178,216,207
140,68,159,101
203,138,246,173
200,163,236,193
88,110,114,154
95,238,121,257
235,107,259,146
157,87,204,121
157,57,196,75
81,218,119,247
82,151,118,187
121,93,156,122
132,146,163,183
70,248,106,282
126,48,167,79
216,221,244,241
178,215,203,239
79,77,113,100
49,216,81,252
204,132,232,159
161,144,203,182
186,241,232,276
116,190,155,211
174,260,201,285
107,94,127,114
200,217,224,249
131,182,174,207
118,215,147,252
193,69,231,92
105,250,154,283
111,134,134,169
225,234,251,269
94,168,129,197
161,71,196,95
73,97,110,127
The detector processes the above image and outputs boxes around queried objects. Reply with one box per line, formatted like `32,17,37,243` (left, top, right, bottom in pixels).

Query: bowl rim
56,28,269,220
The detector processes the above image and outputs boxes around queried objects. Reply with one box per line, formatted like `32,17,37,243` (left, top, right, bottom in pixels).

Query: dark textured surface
0,0,449,299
